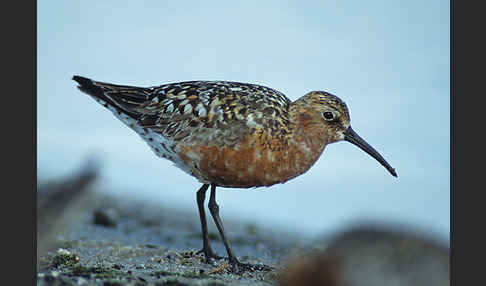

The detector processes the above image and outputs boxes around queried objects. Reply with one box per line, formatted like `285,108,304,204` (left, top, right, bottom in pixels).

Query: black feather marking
72,75,140,119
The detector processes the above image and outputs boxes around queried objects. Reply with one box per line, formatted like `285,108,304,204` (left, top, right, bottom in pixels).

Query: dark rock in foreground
279,226,449,286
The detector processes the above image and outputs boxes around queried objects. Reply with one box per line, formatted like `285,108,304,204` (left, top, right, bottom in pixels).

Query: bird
72,75,397,271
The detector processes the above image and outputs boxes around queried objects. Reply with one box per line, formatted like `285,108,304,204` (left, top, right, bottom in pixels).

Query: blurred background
37,1,449,243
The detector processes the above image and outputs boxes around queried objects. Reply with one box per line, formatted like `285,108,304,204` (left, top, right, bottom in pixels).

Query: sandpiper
73,75,397,271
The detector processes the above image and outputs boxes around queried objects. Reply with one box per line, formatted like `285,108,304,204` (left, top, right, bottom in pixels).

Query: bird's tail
72,75,154,118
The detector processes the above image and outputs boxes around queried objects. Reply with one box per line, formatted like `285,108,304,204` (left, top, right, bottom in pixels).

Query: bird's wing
74,76,292,144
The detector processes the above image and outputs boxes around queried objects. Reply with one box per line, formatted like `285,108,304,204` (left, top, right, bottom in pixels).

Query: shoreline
37,182,308,285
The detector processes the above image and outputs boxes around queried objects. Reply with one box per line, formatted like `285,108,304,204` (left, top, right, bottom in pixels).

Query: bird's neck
288,99,329,146
280,102,329,179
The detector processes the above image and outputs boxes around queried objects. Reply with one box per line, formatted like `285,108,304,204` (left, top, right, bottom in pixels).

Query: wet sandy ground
37,168,449,286
37,183,308,286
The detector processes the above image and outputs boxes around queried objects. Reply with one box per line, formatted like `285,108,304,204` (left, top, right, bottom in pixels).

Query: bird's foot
230,261,274,274
197,248,222,263
218,258,274,274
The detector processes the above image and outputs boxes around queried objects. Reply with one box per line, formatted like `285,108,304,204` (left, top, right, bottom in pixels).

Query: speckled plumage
74,76,362,188
73,75,396,270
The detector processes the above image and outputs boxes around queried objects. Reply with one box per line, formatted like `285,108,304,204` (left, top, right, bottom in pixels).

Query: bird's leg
208,184,240,269
207,184,274,273
196,184,222,262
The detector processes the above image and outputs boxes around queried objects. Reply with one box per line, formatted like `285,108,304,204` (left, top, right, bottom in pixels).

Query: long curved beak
344,127,397,177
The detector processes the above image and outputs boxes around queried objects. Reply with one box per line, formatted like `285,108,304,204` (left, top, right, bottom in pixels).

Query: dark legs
196,184,272,273
196,184,221,261
196,184,238,266
208,184,240,266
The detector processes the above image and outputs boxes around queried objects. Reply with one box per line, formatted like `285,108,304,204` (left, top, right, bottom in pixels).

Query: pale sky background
37,1,449,243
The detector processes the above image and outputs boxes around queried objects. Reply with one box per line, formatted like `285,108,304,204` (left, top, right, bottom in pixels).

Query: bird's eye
323,111,334,121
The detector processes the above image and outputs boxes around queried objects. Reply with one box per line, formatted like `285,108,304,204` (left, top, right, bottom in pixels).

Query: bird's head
293,91,397,177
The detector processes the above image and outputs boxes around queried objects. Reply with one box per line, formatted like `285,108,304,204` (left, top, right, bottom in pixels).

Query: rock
278,225,449,286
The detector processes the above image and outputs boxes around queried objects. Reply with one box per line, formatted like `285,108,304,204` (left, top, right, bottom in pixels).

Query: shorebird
73,75,397,271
